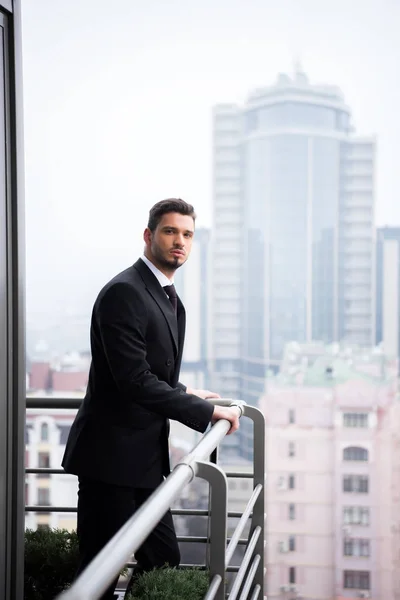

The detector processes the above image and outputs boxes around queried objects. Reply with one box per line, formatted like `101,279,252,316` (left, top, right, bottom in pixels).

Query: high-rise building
174,228,211,390
376,226,400,361
262,342,400,600
211,69,376,417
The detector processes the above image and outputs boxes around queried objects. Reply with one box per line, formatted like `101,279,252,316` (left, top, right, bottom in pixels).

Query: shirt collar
141,255,174,288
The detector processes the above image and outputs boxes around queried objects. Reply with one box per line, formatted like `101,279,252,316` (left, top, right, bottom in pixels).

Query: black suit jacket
62,258,214,487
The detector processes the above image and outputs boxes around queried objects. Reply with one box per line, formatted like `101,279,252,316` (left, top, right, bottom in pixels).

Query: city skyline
22,0,400,327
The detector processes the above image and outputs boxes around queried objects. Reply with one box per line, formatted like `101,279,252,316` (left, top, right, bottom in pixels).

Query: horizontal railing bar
203,574,222,600
249,583,261,600
58,417,237,600
228,526,261,600
25,467,253,480
238,554,261,600
125,562,241,573
25,505,248,519
26,468,65,474
179,536,248,545
26,397,82,409
25,506,76,513
225,484,262,566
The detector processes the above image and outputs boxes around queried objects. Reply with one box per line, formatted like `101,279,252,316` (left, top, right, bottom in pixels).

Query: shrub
24,528,79,600
24,528,128,600
127,567,209,600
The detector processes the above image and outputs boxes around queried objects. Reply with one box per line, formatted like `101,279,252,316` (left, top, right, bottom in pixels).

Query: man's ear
143,227,152,245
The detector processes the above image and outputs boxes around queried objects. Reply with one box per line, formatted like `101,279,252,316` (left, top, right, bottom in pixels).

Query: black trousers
75,477,180,600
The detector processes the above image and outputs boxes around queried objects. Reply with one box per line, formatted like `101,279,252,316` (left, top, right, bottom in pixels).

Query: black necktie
163,284,178,315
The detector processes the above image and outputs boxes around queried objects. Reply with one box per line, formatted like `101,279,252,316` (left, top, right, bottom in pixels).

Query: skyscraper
175,227,211,388
376,226,400,360
210,69,376,413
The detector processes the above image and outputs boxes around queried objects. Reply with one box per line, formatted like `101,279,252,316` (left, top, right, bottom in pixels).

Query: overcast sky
21,0,400,321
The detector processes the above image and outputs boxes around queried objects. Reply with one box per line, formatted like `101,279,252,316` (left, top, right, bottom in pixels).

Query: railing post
243,406,265,598
195,460,227,600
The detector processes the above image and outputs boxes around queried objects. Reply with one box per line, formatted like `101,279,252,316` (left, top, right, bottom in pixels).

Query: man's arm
186,386,220,400
98,282,239,434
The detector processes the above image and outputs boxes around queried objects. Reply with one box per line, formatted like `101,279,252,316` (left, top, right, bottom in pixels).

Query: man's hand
211,405,240,435
187,387,221,400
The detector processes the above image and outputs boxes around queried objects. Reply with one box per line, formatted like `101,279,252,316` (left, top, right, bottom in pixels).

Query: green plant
127,567,209,600
24,528,128,600
24,528,80,600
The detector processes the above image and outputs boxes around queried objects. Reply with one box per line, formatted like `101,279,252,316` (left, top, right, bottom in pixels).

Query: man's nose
174,234,185,247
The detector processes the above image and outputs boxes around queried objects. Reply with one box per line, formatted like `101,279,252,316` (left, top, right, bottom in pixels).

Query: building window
37,488,50,506
289,504,295,520
289,409,295,424
344,539,370,557
37,523,50,531
38,452,50,479
40,422,49,441
343,447,369,461
289,567,296,584
343,507,370,525
343,570,370,590
343,475,369,493
289,474,295,489
288,442,295,457
38,452,50,468
343,413,368,428
289,535,296,552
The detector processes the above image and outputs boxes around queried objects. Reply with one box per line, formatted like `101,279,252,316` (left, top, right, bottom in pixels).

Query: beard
151,242,186,271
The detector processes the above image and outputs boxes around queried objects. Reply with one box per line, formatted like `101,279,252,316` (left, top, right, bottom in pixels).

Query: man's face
144,212,195,273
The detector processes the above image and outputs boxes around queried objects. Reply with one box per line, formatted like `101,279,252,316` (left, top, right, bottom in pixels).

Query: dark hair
147,198,196,232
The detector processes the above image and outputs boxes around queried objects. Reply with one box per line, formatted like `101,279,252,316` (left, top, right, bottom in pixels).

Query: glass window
361,508,370,525
343,413,369,428
343,538,370,557
343,475,353,492
289,566,296,584
289,504,296,520
289,409,296,424
288,442,295,457
343,475,369,493
344,570,370,590
343,446,369,461
360,539,370,557
357,476,369,494
37,488,50,506
344,539,353,556
289,535,296,552
343,506,370,525
40,422,49,442
289,474,295,489
38,452,50,468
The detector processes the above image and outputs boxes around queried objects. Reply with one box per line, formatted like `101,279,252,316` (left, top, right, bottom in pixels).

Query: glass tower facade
212,71,376,457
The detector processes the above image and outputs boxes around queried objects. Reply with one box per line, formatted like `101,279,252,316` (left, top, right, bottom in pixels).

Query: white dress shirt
141,255,174,289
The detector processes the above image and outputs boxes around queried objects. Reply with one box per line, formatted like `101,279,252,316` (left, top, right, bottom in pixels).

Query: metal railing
25,397,265,600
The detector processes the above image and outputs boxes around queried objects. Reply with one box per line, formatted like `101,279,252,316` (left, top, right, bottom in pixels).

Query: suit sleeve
97,282,214,432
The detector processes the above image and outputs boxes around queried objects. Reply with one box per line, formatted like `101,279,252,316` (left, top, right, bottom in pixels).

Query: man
62,198,240,599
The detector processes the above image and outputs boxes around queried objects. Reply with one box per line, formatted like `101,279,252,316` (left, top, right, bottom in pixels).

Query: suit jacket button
166,359,173,366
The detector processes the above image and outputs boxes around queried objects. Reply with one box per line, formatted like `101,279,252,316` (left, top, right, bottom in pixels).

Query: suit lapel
133,259,179,355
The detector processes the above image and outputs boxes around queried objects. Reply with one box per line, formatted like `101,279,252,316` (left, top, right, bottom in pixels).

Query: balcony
25,397,265,600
